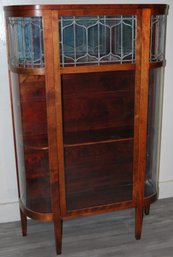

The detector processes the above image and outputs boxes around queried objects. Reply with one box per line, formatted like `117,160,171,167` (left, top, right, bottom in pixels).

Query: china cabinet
4,4,168,254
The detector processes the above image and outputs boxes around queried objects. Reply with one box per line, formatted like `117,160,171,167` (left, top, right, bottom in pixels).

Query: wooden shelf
64,127,133,146
64,137,133,148
66,184,133,211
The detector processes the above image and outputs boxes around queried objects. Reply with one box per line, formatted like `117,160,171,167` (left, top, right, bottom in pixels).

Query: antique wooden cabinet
4,4,168,254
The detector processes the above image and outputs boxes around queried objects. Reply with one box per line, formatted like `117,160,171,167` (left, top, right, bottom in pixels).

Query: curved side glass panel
150,15,167,62
59,16,137,66
8,17,44,67
10,73,51,213
145,67,164,197
10,73,26,205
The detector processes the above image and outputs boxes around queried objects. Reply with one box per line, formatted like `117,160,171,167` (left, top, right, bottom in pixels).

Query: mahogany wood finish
52,10,67,218
10,66,45,75
4,4,168,14
4,4,168,255
43,11,62,254
20,209,27,236
60,63,136,74
133,8,151,240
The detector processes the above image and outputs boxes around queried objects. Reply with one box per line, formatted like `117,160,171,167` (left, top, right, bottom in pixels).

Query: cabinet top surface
4,4,168,12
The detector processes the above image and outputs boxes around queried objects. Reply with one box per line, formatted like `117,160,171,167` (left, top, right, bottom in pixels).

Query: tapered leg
144,204,150,215
54,220,63,255
135,206,143,240
20,208,27,236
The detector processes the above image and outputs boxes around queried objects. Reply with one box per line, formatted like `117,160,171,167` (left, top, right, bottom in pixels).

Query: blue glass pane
8,17,44,67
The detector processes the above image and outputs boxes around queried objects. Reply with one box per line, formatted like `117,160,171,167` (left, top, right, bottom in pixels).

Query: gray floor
0,198,173,257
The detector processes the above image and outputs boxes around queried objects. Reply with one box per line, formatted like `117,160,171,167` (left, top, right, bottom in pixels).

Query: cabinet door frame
49,8,150,217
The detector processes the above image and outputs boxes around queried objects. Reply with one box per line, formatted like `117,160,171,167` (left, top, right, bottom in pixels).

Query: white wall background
0,0,173,223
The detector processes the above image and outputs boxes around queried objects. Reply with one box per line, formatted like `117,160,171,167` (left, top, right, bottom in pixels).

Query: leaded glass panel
8,17,44,67
59,16,137,66
150,15,166,62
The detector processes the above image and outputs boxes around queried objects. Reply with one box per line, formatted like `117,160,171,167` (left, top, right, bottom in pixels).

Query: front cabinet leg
135,206,143,240
20,208,27,236
54,220,63,255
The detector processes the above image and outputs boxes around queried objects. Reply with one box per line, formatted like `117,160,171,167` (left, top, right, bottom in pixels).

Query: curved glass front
145,67,164,197
10,73,51,213
7,12,167,209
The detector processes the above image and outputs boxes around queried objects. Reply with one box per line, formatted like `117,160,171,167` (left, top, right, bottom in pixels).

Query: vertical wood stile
43,10,62,254
52,10,67,216
133,9,151,239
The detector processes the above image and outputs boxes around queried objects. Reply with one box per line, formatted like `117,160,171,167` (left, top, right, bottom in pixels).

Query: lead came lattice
150,15,166,62
59,16,137,66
